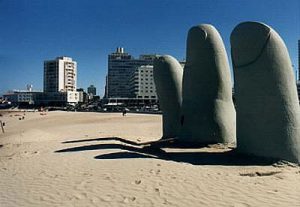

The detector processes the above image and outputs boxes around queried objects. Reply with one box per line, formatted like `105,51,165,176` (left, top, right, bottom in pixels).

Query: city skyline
0,0,299,96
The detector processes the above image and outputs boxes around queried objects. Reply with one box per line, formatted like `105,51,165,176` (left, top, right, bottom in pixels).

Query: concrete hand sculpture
179,24,236,144
153,55,183,138
231,21,300,163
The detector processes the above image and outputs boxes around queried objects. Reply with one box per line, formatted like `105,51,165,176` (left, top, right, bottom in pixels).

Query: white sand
0,111,299,207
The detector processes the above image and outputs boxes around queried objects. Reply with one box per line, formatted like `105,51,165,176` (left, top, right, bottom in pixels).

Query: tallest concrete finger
180,24,236,144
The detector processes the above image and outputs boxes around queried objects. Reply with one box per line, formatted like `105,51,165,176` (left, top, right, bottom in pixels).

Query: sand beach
0,111,299,207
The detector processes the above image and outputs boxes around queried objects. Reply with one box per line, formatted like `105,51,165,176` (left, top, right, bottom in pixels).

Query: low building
3,91,37,105
77,88,88,103
34,91,80,106
4,89,80,107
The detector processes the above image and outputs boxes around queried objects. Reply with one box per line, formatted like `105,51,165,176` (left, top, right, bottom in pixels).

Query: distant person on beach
122,109,127,116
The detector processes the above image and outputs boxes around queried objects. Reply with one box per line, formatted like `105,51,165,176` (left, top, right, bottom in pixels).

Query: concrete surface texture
231,21,300,163
179,24,236,144
153,55,183,138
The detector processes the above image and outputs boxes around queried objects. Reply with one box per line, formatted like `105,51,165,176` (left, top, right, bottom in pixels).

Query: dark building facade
87,85,96,96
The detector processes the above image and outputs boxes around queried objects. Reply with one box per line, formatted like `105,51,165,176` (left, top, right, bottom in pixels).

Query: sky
0,0,299,97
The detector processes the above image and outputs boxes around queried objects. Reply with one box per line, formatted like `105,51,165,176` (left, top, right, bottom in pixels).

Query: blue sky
0,0,299,96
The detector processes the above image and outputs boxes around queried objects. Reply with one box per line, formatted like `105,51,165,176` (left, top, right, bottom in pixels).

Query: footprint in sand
24,150,40,157
149,169,161,175
234,203,252,207
100,195,113,202
73,192,88,200
83,172,93,177
123,196,136,203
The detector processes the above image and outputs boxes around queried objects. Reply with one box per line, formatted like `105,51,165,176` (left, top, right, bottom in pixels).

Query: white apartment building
44,56,77,92
129,65,157,100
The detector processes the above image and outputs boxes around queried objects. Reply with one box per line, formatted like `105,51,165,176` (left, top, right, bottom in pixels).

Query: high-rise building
129,65,157,100
44,56,77,92
105,47,156,98
298,40,300,80
87,85,96,96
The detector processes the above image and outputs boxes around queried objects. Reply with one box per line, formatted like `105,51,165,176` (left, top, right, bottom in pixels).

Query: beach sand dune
0,111,299,207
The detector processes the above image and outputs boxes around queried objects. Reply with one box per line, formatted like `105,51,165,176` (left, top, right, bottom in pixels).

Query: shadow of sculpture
62,137,210,148
63,137,149,146
56,137,278,166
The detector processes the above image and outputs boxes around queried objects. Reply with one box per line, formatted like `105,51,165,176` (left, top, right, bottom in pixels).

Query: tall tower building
87,84,96,96
298,40,300,80
105,47,156,98
44,56,77,92
106,47,134,98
